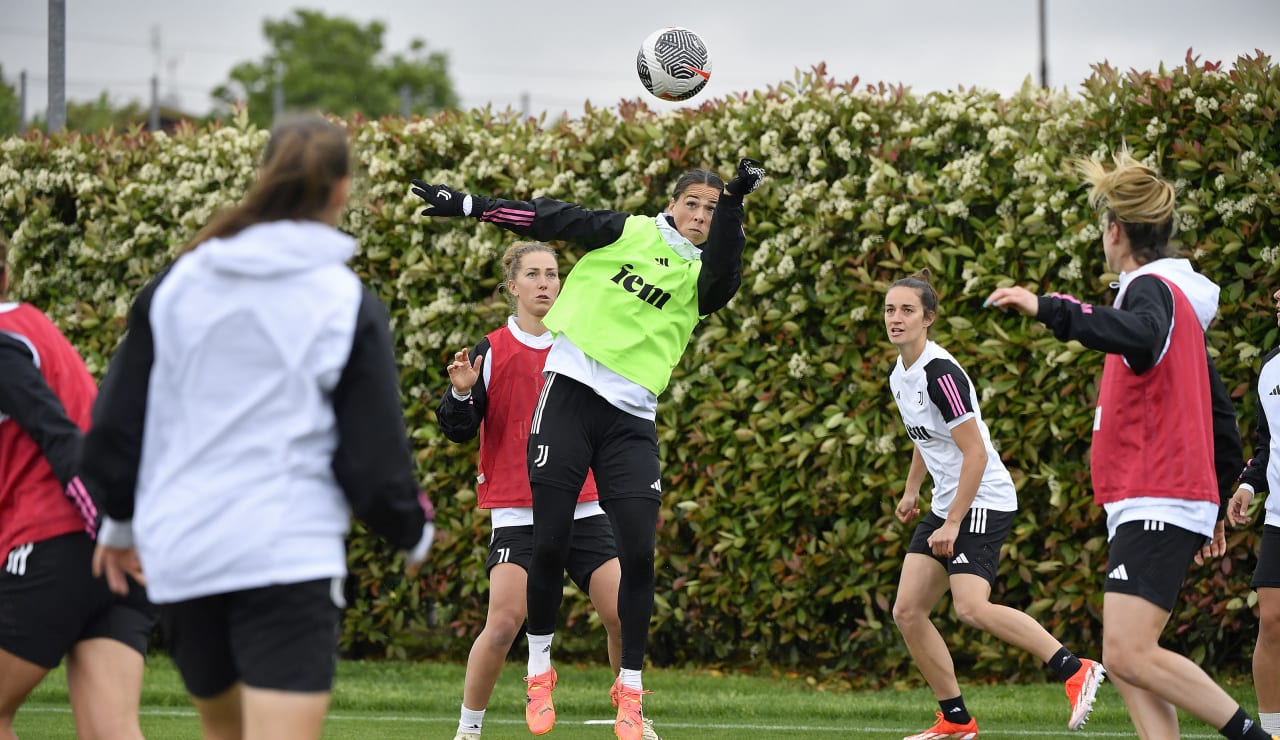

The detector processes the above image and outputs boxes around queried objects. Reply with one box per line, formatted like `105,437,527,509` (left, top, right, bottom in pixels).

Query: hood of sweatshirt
196,220,356,278
655,213,703,261
1115,257,1220,331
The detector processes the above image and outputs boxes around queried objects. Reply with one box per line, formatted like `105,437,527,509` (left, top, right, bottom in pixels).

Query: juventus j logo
533,444,550,468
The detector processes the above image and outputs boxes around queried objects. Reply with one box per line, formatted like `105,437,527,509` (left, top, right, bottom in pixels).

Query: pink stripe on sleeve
938,374,967,419
66,477,98,536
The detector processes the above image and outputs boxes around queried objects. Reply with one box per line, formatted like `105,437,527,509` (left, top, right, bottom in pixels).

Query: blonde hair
181,114,350,254
499,242,557,314
1073,150,1177,262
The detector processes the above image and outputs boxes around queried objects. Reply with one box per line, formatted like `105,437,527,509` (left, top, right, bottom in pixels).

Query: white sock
1261,712,1280,734
527,632,554,676
458,705,485,734
620,667,643,691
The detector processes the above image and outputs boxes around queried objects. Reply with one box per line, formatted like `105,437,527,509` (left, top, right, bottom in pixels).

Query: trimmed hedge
2,50,1278,685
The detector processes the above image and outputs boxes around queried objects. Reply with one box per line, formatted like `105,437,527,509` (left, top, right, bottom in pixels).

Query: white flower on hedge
1260,246,1280,265
740,315,760,340
1060,257,1083,281
906,215,926,235
859,235,882,254
850,111,875,133
777,253,796,278
1214,174,1227,191
942,199,969,219
1240,92,1260,112
669,379,689,403
873,433,896,456
1240,150,1258,170
1194,96,1220,116
849,305,868,322
1145,118,1167,141
1013,152,1049,184
981,385,997,403
886,203,909,226
994,234,1013,250
787,350,814,379
987,126,1017,153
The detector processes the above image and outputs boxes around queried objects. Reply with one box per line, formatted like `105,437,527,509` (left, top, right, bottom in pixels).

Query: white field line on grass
20,705,1226,738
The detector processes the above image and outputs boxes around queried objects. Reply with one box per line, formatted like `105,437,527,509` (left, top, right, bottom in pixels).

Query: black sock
1219,706,1272,740
939,696,971,725
1047,647,1083,683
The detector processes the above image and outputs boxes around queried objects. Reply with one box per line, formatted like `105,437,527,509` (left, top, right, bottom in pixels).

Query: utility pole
1038,0,1049,88
150,76,160,131
272,60,284,123
150,26,161,130
18,70,27,133
47,0,66,132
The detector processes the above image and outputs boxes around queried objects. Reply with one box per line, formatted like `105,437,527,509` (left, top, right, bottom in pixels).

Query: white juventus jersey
1240,347,1280,528
889,341,1018,517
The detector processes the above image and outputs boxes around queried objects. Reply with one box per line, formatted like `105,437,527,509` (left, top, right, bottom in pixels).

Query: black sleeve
1036,275,1173,374
1207,354,1243,517
0,334,83,486
436,338,490,443
80,274,165,522
475,196,628,249
1239,349,1280,493
696,191,746,315
330,288,427,550
923,358,976,424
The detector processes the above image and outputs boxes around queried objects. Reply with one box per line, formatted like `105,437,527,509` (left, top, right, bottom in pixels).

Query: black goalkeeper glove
411,180,477,218
723,158,766,196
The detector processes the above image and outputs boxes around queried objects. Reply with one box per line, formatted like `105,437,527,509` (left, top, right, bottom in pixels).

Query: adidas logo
650,479,662,492
1108,564,1129,581
951,553,969,565
1271,385,1280,396
655,257,669,267
948,707,964,713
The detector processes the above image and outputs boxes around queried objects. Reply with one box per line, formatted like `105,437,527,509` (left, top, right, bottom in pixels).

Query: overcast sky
2,0,1278,122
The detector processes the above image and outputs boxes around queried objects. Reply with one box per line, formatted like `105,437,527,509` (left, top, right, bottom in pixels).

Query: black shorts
0,533,154,669
907,509,1016,585
1105,520,1202,611
159,577,345,698
1252,524,1280,589
528,373,662,502
486,514,617,590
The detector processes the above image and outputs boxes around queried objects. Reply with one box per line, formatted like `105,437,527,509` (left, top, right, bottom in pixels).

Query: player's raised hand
410,180,471,218
447,349,484,395
983,286,1039,317
724,158,766,196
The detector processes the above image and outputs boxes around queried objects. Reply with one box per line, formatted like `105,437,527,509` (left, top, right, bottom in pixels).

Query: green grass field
15,656,1261,738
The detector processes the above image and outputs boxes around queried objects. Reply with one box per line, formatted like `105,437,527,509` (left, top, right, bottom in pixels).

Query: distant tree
212,10,458,127
0,66,20,135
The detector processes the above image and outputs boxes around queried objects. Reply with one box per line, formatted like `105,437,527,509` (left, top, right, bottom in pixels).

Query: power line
0,27,255,58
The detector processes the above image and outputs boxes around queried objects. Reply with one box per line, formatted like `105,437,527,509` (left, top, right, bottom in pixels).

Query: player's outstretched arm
409,179,627,248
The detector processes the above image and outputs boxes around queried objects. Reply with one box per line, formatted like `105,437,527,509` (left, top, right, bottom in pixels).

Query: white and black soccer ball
636,26,712,102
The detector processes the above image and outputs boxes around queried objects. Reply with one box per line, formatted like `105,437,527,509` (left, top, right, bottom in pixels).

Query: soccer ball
636,27,712,101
